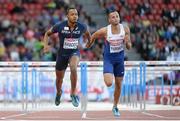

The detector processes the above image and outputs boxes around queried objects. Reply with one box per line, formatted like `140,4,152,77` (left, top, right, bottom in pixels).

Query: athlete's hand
86,42,91,48
43,45,50,53
86,40,94,48
124,34,131,50
124,34,129,44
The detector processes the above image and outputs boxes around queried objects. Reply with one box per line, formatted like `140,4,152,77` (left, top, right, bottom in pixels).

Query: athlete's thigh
69,55,80,70
103,59,114,86
113,61,124,77
56,56,69,71
56,70,66,79
103,59,113,74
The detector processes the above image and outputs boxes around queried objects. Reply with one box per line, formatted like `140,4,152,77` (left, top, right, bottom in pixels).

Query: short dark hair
67,6,76,14
106,7,117,16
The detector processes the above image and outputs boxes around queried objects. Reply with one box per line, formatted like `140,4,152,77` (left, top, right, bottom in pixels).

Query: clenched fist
43,45,50,53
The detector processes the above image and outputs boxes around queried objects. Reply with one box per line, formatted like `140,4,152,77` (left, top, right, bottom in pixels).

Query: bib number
110,45,123,53
63,38,78,49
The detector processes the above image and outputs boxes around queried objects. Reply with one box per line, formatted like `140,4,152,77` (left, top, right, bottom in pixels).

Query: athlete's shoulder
57,20,67,27
107,24,111,27
94,26,107,37
77,21,87,33
52,21,66,29
121,23,130,33
77,21,87,28
51,20,70,33
99,26,107,33
77,21,85,26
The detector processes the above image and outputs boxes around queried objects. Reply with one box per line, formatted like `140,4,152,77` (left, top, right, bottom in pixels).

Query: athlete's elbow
45,32,50,36
45,30,52,36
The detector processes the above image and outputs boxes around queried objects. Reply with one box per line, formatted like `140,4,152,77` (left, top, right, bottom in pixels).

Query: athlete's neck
111,24,120,34
68,21,76,29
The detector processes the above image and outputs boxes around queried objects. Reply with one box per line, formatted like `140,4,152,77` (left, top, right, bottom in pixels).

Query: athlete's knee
70,65,77,73
115,83,121,89
115,80,122,89
105,81,113,87
106,83,112,87
104,74,113,87
56,74,64,81
56,77,63,82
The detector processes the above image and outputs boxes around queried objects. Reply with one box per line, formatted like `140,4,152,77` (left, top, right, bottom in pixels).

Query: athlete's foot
70,94,79,107
112,106,120,117
55,93,61,106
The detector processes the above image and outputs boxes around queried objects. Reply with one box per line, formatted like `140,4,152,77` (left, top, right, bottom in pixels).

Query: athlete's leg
113,61,124,106
69,55,80,107
56,70,65,95
55,56,68,106
112,61,124,116
114,76,123,107
55,70,65,106
69,55,79,95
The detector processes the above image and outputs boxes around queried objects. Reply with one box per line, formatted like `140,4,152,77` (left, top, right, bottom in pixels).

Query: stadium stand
0,0,179,61
0,0,97,61
98,0,179,61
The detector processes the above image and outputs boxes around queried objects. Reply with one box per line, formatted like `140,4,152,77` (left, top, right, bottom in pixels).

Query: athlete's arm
86,27,106,48
124,25,132,50
43,28,54,53
83,28,91,43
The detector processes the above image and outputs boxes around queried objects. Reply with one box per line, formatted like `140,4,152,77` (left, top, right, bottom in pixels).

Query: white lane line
142,111,167,118
142,111,180,120
0,113,27,120
0,111,35,120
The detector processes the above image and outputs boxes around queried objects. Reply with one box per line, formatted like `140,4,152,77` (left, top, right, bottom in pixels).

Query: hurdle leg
143,63,146,111
25,63,28,111
21,63,25,111
80,63,88,118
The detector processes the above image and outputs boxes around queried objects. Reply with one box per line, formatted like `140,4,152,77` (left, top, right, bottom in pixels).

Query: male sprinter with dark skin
86,9,131,116
43,7,91,107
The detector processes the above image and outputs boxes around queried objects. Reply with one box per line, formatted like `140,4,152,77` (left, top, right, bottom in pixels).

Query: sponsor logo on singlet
109,39,124,53
63,38,79,49
73,30,80,34
61,30,71,34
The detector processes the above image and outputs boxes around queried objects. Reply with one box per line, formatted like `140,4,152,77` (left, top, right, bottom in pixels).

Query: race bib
109,40,123,53
110,45,123,53
63,38,79,49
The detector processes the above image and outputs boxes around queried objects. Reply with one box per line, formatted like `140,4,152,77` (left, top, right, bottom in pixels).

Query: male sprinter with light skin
86,8,131,116
43,7,91,107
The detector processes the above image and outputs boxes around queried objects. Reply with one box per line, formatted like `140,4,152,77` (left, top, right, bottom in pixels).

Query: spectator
0,0,97,61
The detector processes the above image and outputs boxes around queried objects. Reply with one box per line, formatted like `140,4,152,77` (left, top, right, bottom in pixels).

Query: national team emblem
64,27,69,30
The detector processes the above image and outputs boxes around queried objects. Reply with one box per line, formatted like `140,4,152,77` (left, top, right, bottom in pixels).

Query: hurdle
122,61,180,110
22,64,39,111
21,63,28,111
121,62,146,110
139,62,146,111
132,68,138,108
0,61,179,112
32,68,38,109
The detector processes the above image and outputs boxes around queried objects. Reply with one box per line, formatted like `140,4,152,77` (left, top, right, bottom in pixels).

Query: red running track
0,110,180,120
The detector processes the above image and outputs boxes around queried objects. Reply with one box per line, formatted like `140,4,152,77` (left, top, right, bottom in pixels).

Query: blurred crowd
0,0,179,61
0,0,97,61
98,0,179,61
